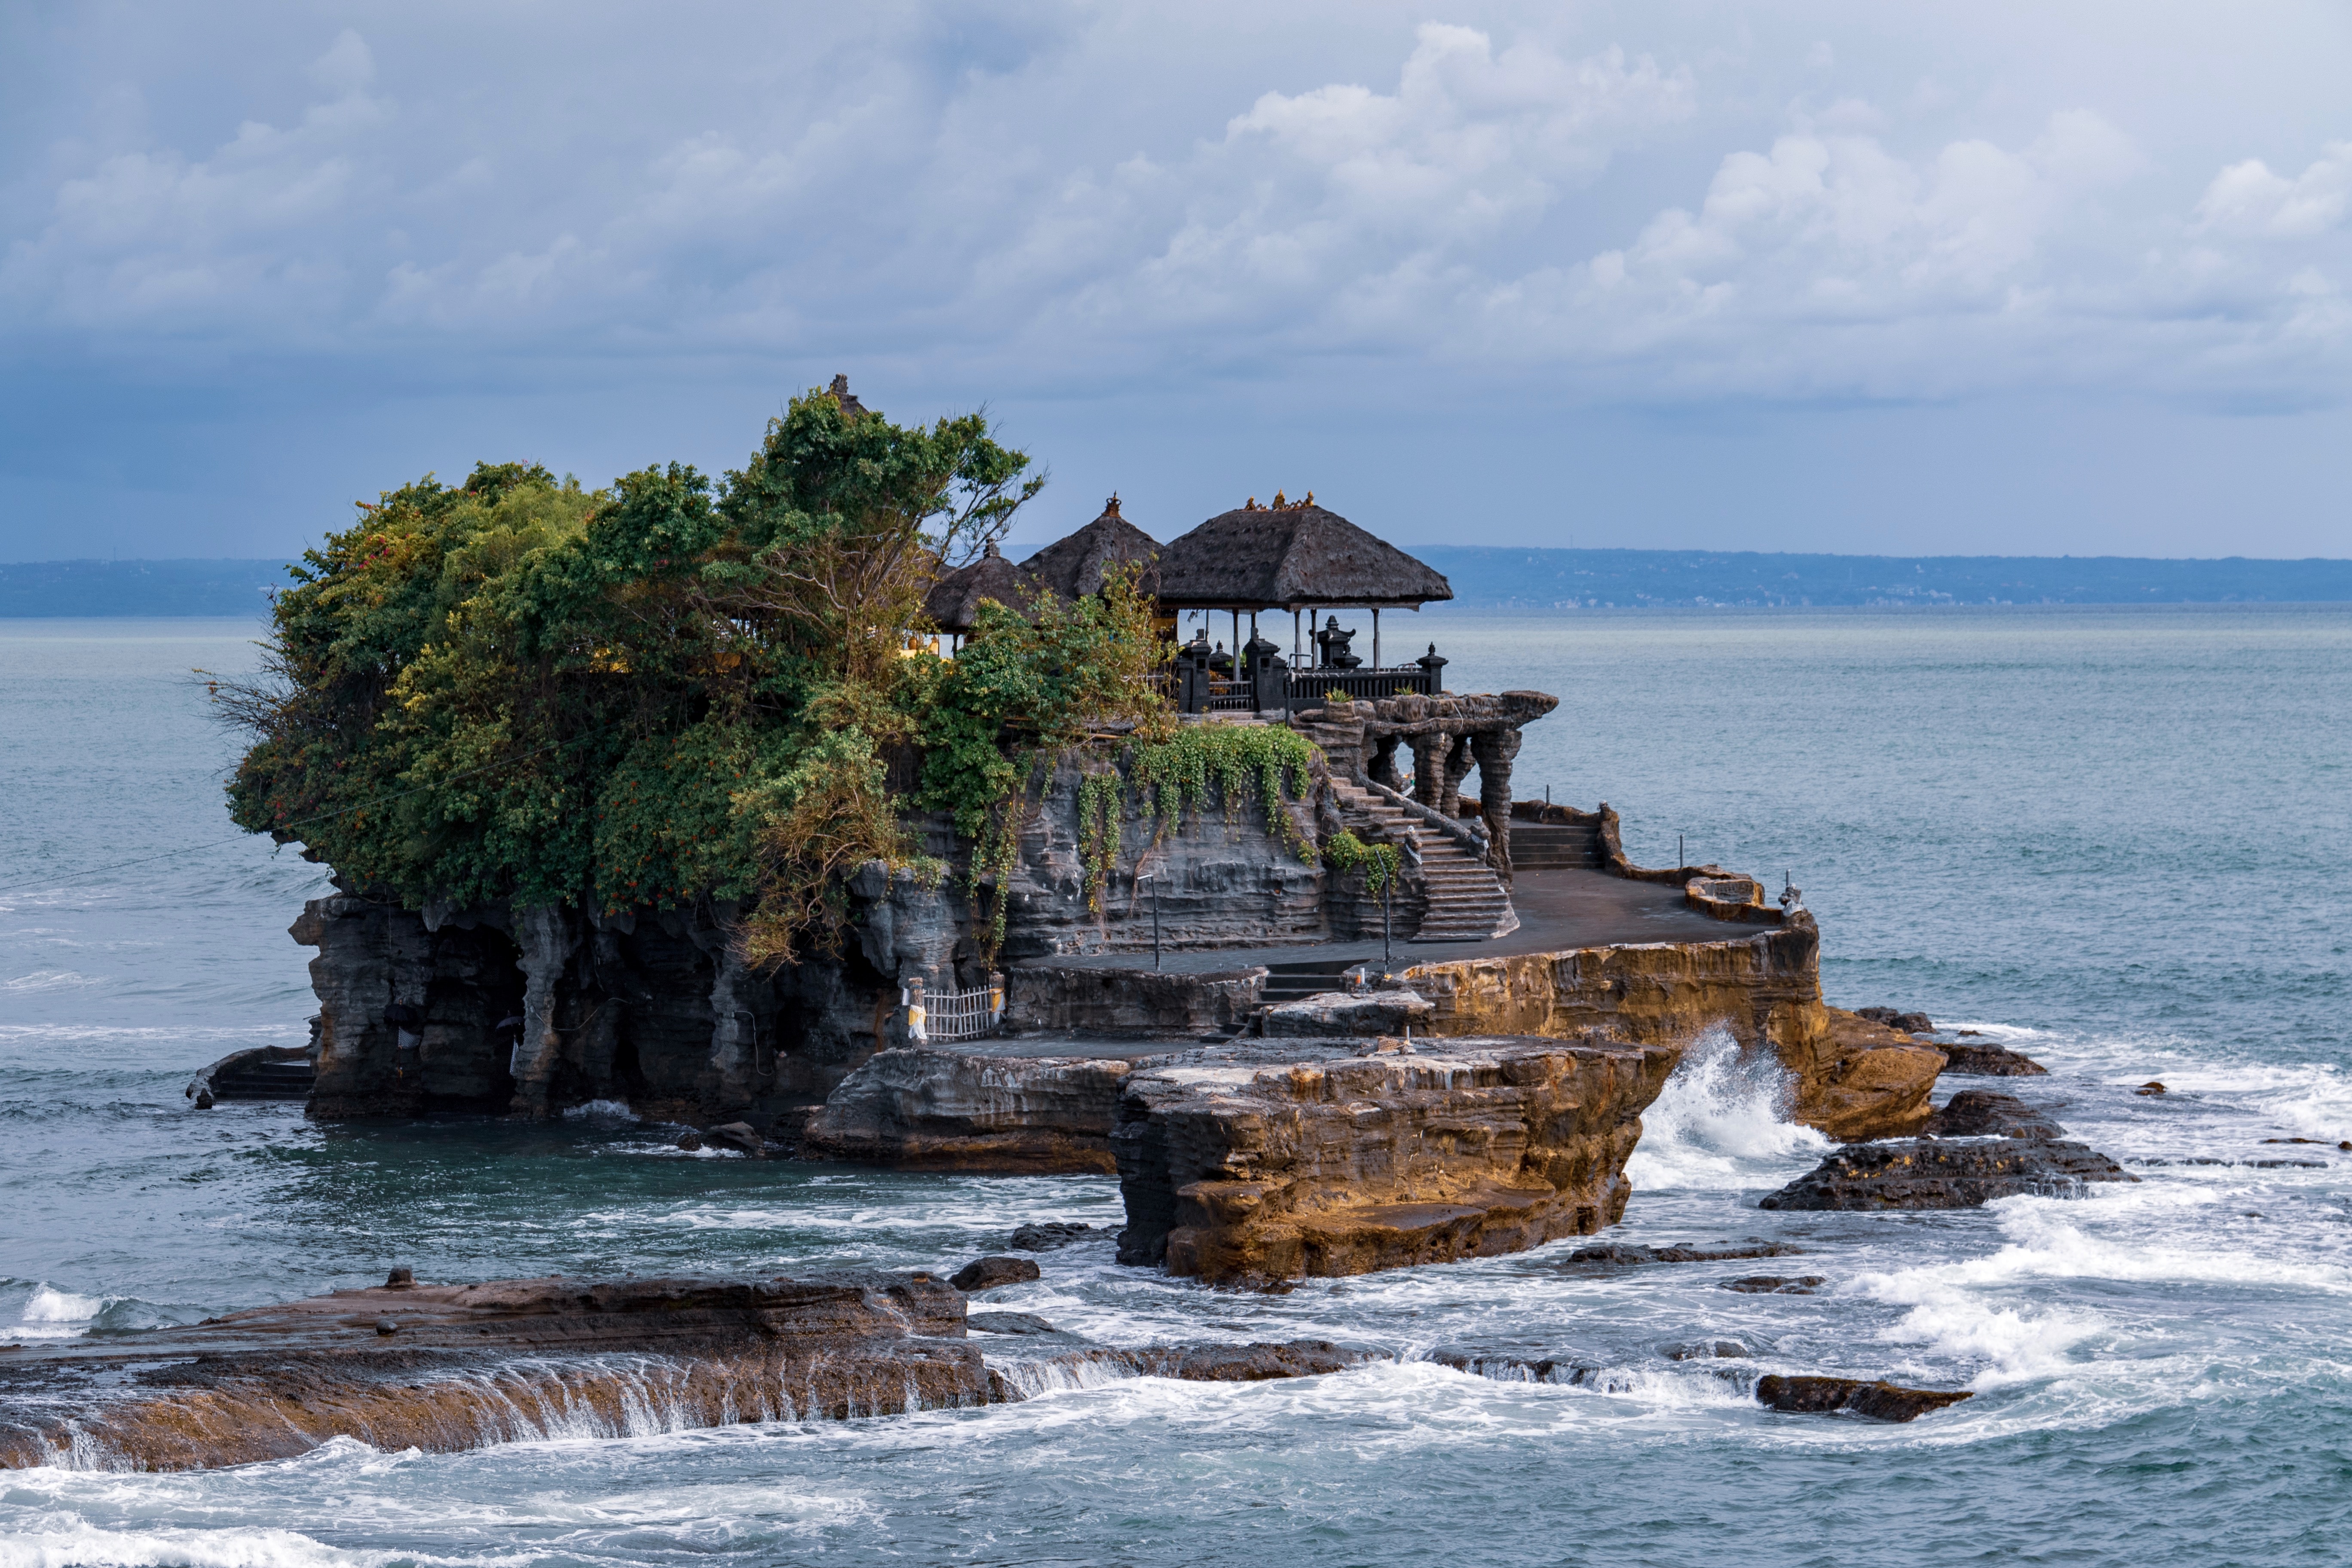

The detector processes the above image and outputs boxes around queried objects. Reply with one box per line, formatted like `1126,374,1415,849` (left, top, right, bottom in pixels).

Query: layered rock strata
291,747,1337,1125
1111,1035,1679,1284
1401,919,1943,1142
0,1271,1375,1472
800,1045,1181,1173
0,1271,981,1472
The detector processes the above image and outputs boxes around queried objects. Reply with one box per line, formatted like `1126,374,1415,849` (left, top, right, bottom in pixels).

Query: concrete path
1014,867,1748,978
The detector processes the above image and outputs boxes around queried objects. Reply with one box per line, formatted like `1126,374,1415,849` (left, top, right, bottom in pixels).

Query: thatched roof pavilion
922,542,1036,635
1018,496,1160,601
1155,493,1452,668
1155,494,1451,613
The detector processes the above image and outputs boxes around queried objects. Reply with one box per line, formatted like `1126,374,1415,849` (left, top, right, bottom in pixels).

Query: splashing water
1623,1026,1831,1192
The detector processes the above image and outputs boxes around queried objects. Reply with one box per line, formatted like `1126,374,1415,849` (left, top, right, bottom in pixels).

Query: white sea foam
1852,1185,2352,1387
0,1519,484,1568
22,1284,106,1322
0,970,103,992
1624,1026,1830,1191
558,1098,636,1123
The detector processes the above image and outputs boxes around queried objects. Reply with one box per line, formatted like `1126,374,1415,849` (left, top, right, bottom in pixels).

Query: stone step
1330,780,1518,943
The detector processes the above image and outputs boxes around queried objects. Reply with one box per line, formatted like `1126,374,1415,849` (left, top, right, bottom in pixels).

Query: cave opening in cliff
421,923,524,1112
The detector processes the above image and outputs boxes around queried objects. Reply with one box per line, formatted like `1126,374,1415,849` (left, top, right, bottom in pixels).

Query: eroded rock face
1001,963,1266,1037
0,1271,980,1472
1403,925,1942,1143
0,1271,1376,1472
801,1046,1175,1173
1758,1139,2135,1210
1260,989,1435,1038
1111,1036,1679,1285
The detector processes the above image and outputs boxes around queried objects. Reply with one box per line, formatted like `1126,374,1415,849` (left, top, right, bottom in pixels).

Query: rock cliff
292,750,1336,1125
801,1046,1179,1173
1110,1035,1679,1285
1400,918,1941,1142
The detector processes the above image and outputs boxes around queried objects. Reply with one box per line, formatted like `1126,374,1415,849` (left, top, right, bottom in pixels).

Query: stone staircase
1262,959,1362,1004
1328,778,1518,943
1511,822,1602,870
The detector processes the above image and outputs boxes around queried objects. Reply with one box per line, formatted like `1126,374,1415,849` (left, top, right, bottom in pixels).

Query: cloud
2195,144,2352,239
0,4,2348,411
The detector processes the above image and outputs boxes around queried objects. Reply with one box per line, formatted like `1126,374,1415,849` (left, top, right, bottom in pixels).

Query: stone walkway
1014,867,1748,979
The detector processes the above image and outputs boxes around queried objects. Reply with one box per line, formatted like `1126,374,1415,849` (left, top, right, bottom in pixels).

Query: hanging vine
1069,723,1320,913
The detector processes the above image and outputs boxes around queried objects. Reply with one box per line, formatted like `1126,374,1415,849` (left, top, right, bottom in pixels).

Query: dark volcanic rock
950,1256,1042,1292
1008,1222,1095,1253
1755,1374,1973,1422
2136,1081,2168,1096
1858,1007,1936,1035
0,1270,979,1472
1936,1040,2049,1076
1925,1090,2067,1141
703,1121,765,1155
966,1311,1060,1336
1758,1139,2135,1210
1720,1275,1826,1294
1568,1240,1806,1268
1663,1340,1751,1360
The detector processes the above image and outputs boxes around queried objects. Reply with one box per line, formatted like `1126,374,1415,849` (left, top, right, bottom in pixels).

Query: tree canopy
225,384,1164,961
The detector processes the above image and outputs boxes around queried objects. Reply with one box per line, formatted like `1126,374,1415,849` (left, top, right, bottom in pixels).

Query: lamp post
1138,872,1161,970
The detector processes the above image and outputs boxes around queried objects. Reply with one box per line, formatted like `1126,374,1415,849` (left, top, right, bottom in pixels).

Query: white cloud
1,6,2349,408
2195,144,2352,239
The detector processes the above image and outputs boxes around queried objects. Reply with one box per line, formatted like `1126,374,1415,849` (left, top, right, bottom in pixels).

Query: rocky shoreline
1,1251,1989,1470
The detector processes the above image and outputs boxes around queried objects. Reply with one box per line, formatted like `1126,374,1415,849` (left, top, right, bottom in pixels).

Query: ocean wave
1,971,104,993
1624,1026,1829,1192
0,1516,528,1568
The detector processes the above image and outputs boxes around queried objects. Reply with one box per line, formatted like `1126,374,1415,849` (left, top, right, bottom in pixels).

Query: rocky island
86,381,2035,1464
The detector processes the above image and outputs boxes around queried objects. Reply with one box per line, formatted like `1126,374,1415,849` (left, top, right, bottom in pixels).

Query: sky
3,1,2349,562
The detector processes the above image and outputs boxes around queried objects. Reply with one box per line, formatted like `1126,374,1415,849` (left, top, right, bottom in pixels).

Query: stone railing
1683,876,1784,925
1351,773,1488,856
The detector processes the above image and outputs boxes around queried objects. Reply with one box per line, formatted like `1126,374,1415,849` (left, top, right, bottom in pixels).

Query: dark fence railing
1155,645,1448,716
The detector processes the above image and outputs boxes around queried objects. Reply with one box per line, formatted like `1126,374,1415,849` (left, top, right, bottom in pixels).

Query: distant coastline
6,549,2352,616
1407,546,2352,609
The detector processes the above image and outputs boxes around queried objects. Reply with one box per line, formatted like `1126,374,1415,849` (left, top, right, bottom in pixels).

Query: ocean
3,606,2348,1566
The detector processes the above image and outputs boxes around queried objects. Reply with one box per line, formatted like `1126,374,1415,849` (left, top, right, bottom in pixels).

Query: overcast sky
4,1,2349,560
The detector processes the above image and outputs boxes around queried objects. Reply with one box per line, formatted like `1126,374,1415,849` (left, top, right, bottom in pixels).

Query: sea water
2,606,2348,1567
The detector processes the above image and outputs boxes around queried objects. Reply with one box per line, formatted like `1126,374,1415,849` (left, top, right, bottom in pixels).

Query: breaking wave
1624,1026,1830,1192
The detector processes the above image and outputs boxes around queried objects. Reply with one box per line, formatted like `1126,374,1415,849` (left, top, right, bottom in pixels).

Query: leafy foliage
1323,828,1401,896
1071,724,1320,913
222,387,1102,962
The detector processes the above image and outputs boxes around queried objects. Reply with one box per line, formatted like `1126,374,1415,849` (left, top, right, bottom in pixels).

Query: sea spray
1624,1026,1830,1191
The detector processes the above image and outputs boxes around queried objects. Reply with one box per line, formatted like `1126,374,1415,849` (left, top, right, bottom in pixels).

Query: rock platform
0,1270,1371,1472
1759,1138,2136,1210
1110,1035,1679,1285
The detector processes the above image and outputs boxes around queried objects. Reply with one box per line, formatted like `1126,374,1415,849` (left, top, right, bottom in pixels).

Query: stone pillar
1471,728,1521,881
1368,734,1404,792
1439,734,1475,819
508,903,580,1118
1409,731,1447,808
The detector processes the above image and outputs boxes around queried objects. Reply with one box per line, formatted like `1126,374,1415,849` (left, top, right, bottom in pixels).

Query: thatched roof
1155,495,1452,610
1018,496,1160,601
922,542,1037,633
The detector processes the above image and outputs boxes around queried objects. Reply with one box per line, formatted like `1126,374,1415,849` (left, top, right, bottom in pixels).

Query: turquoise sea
3,605,2349,1566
